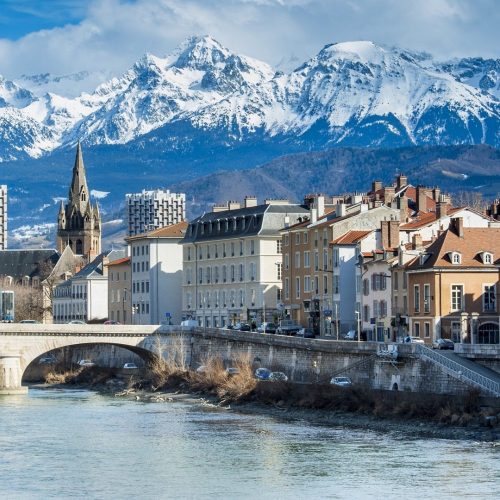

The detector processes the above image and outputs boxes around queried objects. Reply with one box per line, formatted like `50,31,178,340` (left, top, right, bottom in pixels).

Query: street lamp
355,310,361,345
122,287,128,324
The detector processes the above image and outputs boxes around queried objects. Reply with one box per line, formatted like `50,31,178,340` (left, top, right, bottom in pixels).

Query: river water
0,388,498,499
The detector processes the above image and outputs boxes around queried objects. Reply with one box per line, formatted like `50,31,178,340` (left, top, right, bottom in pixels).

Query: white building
0,185,7,250
126,221,187,325
52,250,124,323
181,198,309,328
126,189,186,237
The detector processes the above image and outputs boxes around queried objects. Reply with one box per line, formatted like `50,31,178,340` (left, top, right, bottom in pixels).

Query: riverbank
39,360,500,442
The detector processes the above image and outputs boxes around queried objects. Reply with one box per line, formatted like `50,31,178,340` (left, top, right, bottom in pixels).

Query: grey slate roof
73,249,126,280
0,249,60,280
182,203,309,243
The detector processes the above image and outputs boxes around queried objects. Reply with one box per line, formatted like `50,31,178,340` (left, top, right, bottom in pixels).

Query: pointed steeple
68,141,90,215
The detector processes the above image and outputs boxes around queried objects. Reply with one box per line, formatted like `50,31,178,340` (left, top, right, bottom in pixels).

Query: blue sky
0,0,498,82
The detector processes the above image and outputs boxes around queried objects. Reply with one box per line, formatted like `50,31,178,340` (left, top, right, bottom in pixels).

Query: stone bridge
0,324,172,394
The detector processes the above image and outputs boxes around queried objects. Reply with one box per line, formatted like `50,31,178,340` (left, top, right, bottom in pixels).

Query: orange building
406,219,499,345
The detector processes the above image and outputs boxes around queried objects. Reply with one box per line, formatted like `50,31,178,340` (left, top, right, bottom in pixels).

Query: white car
78,359,95,367
330,376,352,387
123,363,138,370
268,371,288,382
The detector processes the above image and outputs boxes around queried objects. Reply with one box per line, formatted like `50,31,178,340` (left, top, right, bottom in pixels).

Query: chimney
396,174,408,191
452,217,464,237
416,186,428,212
335,203,346,217
244,196,257,208
310,207,318,224
381,221,390,250
436,194,448,219
372,180,383,193
212,202,229,213
432,187,441,202
389,220,400,248
383,186,396,206
228,201,241,211
412,233,423,250
316,195,325,218
398,196,408,222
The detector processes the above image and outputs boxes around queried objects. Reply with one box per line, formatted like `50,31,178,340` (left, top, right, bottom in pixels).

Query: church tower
57,143,101,260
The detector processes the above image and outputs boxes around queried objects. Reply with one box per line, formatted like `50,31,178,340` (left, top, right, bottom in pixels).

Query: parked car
104,320,120,325
276,320,301,336
404,336,425,344
226,324,235,330
226,367,239,376
181,319,198,328
67,320,86,325
254,367,271,380
297,327,315,338
77,359,95,367
123,363,138,370
432,338,455,350
330,376,352,387
235,323,251,332
269,371,288,382
343,330,357,340
19,319,41,324
257,322,277,334
39,356,57,365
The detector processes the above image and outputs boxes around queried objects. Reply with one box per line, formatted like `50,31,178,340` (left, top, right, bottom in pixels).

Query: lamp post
355,310,361,345
122,287,128,324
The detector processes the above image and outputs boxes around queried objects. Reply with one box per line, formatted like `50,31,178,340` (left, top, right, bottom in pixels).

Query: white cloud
0,0,497,85
91,189,110,199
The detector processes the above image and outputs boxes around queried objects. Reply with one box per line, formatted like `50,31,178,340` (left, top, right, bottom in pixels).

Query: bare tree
452,191,487,212
2,282,44,322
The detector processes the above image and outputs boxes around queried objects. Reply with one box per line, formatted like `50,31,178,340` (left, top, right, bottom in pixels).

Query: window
403,273,407,290
250,240,255,255
231,242,235,257
304,251,310,268
451,285,464,311
239,241,244,256
314,251,319,271
206,267,211,284
414,285,420,313
231,265,235,282
424,284,431,313
333,275,340,295
295,252,301,268
198,268,203,284
284,278,290,299
451,252,461,265
284,253,289,270
483,252,493,264
483,284,496,312
295,277,300,299
323,249,328,270
304,276,311,293
363,305,370,322
276,263,282,280
373,300,379,318
249,263,255,281
222,265,227,283
277,240,282,254
414,322,421,337
394,272,399,291
380,300,387,317
323,275,328,294
303,233,308,244
424,322,431,338
239,264,244,281
295,233,300,245
333,248,339,268
314,276,319,294
187,247,192,261
363,278,369,296
284,235,289,246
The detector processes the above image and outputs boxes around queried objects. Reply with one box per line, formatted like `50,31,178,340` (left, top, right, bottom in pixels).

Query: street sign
165,312,171,318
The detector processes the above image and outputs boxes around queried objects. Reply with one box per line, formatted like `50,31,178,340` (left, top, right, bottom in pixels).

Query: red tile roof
126,221,188,241
400,206,463,230
105,256,130,267
331,230,372,245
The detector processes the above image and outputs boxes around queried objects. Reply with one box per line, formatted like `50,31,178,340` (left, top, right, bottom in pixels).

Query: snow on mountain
0,37,499,162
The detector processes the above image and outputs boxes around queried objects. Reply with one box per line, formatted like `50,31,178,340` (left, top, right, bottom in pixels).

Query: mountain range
0,35,499,246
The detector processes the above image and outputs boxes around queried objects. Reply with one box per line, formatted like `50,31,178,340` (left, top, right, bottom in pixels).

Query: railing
329,353,377,378
416,344,500,397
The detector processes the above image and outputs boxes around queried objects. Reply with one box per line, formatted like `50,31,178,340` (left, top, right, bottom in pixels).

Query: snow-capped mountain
0,36,499,163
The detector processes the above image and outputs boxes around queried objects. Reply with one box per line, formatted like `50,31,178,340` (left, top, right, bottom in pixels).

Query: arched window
76,239,83,255
478,323,499,345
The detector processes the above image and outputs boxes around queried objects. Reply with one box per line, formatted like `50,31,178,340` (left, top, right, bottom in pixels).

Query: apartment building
126,221,187,325
105,256,131,324
181,198,309,328
126,189,186,236
406,219,499,345
0,184,7,249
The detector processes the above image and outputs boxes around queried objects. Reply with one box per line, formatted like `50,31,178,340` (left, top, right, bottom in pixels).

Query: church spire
68,141,90,215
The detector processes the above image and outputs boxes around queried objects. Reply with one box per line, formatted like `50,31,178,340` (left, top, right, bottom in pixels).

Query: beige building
181,198,308,327
406,219,499,345
106,256,131,324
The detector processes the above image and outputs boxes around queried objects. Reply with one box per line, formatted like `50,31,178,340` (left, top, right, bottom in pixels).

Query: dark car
432,338,455,350
257,322,277,334
297,327,315,338
237,323,251,332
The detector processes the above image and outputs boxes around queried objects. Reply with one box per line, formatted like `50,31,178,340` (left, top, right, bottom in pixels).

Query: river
0,388,498,499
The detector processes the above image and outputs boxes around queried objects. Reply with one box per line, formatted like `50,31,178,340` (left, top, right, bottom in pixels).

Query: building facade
406,220,500,345
181,199,309,328
126,221,187,325
126,189,186,237
0,184,6,250
106,257,131,324
57,143,101,261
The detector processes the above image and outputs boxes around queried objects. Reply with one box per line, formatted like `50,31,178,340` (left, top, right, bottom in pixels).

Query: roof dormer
479,251,494,265
446,251,461,265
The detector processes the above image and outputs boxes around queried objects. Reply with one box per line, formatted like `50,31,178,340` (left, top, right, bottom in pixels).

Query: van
181,319,198,328
343,330,357,340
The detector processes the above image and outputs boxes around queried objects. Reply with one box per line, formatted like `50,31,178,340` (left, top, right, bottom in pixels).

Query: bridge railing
416,344,500,397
